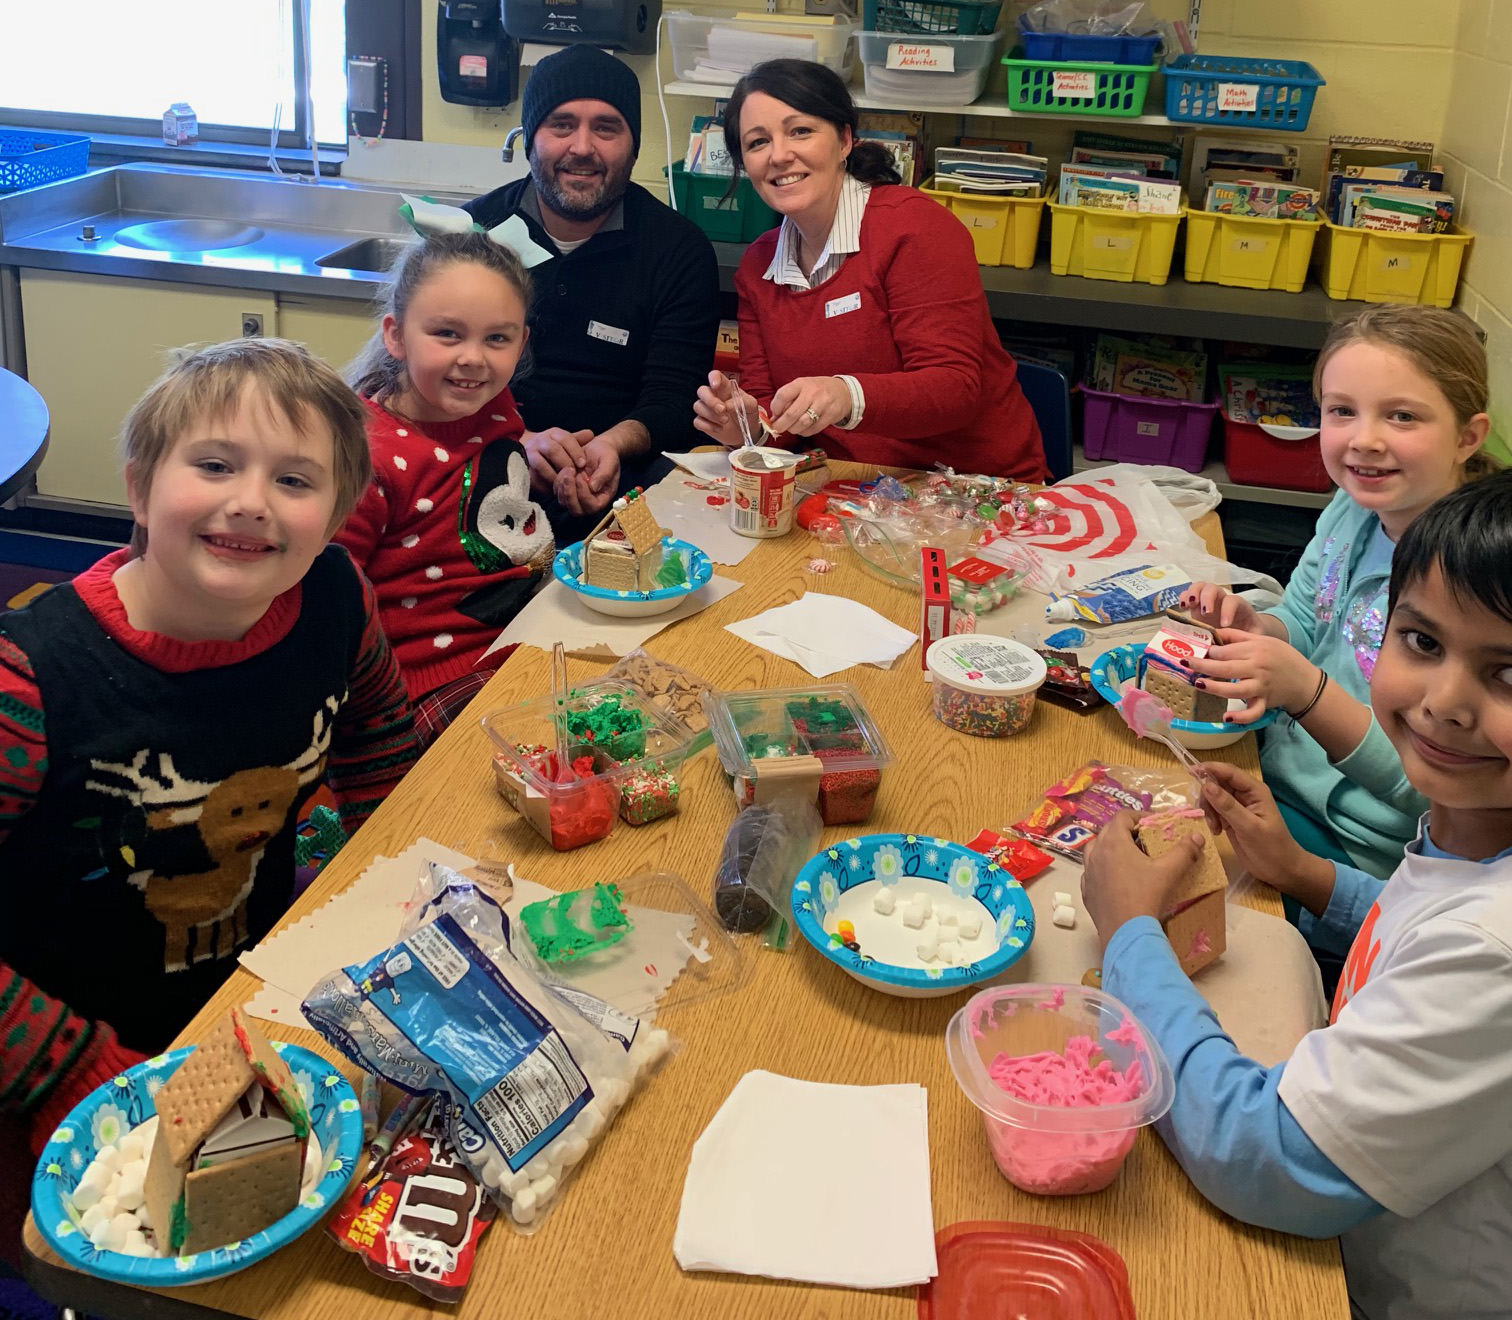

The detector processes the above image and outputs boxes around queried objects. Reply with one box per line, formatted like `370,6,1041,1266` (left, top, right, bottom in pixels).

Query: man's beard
530,152,633,223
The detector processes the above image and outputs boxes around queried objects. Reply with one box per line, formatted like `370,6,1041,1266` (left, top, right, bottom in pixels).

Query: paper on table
481,574,742,660
663,449,736,485
1001,854,1327,1067
643,468,757,568
242,842,698,1029
674,1070,937,1289
724,592,917,677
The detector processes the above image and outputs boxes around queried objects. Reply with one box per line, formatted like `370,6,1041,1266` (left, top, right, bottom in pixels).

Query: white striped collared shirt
760,172,872,430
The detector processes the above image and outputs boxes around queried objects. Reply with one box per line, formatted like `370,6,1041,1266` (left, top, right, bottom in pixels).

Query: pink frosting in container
946,984,1174,1196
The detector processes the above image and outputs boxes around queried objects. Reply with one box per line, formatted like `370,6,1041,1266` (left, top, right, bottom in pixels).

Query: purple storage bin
1081,386,1219,474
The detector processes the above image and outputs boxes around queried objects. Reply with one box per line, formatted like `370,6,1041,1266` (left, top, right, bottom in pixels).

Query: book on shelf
1204,179,1319,219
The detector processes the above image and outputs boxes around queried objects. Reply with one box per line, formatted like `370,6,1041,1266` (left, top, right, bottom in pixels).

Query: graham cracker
1162,889,1227,976
153,1012,258,1167
1137,811,1228,912
1141,667,1228,724
142,1135,187,1253
180,1140,303,1255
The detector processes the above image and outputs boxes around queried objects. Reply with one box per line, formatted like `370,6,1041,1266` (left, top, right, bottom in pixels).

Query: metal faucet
501,125,526,164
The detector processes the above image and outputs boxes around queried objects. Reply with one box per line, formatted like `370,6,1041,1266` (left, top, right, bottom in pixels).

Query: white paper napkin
664,449,737,485
643,468,758,568
724,592,917,677
674,1070,937,1290
481,574,743,659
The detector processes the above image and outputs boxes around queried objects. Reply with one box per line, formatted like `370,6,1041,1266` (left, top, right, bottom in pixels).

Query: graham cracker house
143,1006,310,1255
582,489,665,591
1137,809,1228,976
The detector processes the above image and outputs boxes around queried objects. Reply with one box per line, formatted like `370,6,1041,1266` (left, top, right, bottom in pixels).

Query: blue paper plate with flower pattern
1089,643,1279,750
791,833,1036,998
32,1043,363,1286
554,537,713,617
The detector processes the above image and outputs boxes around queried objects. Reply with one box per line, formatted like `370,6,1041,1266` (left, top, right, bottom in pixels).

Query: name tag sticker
587,320,629,346
825,292,862,318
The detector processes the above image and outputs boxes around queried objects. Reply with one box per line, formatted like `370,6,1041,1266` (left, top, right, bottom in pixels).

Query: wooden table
25,465,1348,1320
0,367,49,504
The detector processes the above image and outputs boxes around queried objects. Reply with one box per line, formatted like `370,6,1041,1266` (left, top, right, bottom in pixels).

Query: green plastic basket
1001,48,1156,117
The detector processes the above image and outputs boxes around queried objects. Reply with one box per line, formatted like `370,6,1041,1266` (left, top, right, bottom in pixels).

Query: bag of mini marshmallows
303,862,675,1231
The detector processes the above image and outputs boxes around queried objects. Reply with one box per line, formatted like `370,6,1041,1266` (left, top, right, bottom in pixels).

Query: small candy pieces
520,883,632,963
1052,905,1077,929
806,556,833,575
928,636,1046,739
1036,648,1100,714
836,919,861,953
618,765,680,826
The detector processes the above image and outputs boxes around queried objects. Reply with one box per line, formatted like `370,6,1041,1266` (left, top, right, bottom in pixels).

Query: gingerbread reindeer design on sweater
85,699,337,970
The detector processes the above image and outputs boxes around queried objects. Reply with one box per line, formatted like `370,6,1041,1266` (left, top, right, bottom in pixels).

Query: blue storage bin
0,131,91,193
1016,17,1159,64
1163,54,1324,132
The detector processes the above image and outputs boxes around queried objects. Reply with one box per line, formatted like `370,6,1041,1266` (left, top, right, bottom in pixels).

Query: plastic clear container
482,680,691,849
666,10,856,85
857,31,1001,106
706,683,894,826
928,635,1046,737
946,984,1173,1196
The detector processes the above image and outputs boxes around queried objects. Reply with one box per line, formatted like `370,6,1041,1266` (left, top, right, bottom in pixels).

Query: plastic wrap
1020,0,1152,36
711,793,824,948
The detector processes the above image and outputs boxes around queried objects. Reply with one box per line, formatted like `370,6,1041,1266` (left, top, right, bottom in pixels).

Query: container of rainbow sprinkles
927,635,1047,737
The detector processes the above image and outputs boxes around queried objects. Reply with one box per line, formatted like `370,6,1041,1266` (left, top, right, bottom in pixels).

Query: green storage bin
667,163,780,243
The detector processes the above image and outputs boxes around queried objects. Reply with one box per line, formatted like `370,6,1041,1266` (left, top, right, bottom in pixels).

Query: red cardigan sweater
736,185,1047,480
337,393,555,702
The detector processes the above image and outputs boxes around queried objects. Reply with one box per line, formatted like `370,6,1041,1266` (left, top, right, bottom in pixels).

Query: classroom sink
315,235,414,273
112,219,267,252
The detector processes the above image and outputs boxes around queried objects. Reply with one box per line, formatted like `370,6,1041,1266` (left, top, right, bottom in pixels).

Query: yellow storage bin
1184,210,1322,293
1048,201,1184,285
919,178,1047,269
1318,222,1473,308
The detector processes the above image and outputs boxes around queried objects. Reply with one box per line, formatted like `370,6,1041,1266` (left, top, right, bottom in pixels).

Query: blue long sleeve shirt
1102,867,1391,1239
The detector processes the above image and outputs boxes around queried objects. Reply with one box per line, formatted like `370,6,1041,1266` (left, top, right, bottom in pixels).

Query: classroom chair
1015,360,1073,482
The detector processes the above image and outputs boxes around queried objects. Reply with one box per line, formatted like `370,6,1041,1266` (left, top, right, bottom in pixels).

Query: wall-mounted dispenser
502,0,661,56
438,1,519,107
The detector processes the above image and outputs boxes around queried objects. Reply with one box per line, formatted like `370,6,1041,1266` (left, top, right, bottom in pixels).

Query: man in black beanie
466,45,719,525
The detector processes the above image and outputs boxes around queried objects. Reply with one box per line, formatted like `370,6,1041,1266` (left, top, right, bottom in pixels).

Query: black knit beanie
521,45,642,158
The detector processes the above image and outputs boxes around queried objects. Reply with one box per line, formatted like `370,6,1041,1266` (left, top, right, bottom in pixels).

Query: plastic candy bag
303,862,675,1234
1008,761,1193,862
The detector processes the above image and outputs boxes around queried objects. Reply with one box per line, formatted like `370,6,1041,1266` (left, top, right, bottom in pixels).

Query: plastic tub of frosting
945,983,1173,1196
706,683,893,826
482,680,691,848
927,635,1047,737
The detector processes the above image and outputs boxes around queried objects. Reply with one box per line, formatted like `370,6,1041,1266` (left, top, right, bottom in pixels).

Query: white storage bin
857,30,1000,105
667,9,857,86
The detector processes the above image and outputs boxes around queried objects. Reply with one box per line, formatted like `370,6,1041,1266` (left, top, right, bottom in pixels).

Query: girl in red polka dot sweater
339,232,555,743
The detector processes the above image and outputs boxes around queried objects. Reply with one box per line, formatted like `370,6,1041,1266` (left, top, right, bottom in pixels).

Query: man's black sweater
466,178,720,454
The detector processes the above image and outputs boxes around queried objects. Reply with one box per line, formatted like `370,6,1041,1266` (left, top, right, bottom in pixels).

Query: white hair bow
398,193,555,268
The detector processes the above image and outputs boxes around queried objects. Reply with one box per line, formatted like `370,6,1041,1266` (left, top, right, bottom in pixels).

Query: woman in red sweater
693,59,1046,480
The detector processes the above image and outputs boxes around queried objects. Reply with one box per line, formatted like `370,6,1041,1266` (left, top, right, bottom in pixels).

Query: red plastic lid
917,1221,1135,1320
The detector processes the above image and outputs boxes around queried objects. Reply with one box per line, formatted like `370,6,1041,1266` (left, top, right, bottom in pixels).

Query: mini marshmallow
87,1220,114,1250
937,924,959,944
1052,904,1077,929
873,887,897,915
911,893,933,919
136,1203,153,1231
577,1104,606,1141
938,943,961,966
116,1168,146,1213
559,1136,590,1168
510,1186,539,1225
79,1203,111,1235
96,1145,123,1174
500,1167,531,1197
71,1167,108,1211
602,1078,630,1110
524,1155,550,1181
482,1155,506,1187
531,1173,559,1205
937,907,959,927
902,903,926,929
958,914,982,940
92,1195,120,1224
916,939,938,963
118,1132,145,1162
1053,891,1073,908
121,1232,155,1259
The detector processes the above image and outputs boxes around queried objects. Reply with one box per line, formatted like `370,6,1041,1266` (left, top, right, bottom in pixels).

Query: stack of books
1056,131,1182,214
1189,138,1318,219
1322,136,1456,234
932,145,1048,197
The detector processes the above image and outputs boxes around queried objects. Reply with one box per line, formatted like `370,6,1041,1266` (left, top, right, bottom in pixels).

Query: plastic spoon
1117,686,1205,779
551,641,569,764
